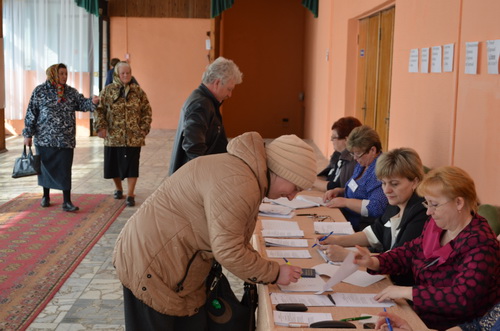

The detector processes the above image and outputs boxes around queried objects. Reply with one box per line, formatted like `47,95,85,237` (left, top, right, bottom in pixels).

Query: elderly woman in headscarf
94,62,152,207
23,63,99,212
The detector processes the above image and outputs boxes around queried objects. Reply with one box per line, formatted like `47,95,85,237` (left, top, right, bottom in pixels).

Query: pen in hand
384,308,393,331
312,231,334,248
283,257,290,265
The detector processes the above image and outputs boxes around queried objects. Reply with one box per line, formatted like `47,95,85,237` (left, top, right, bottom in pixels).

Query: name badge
347,179,358,192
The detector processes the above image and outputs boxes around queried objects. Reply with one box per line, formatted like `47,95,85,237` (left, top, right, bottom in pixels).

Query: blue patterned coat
23,81,95,148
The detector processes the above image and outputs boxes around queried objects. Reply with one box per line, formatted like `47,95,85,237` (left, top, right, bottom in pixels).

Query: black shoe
126,196,135,207
114,190,124,199
41,197,50,207
62,202,79,212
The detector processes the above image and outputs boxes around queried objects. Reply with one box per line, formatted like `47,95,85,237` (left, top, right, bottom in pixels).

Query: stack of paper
264,197,319,209
273,311,332,327
265,238,308,247
259,203,295,218
266,249,312,259
314,222,354,235
270,293,395,307
296,195,327,207
261,219,304,238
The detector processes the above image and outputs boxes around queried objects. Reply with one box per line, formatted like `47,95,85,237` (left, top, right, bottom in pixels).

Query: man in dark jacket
169,57,243,175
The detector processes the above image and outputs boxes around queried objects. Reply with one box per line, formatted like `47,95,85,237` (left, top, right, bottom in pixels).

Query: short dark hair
331,116,362,139
110,58,121,67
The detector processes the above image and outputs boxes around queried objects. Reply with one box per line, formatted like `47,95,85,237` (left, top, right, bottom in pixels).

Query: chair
478,204,500,236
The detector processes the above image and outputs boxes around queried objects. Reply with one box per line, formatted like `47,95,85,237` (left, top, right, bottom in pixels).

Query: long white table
253,192,430,330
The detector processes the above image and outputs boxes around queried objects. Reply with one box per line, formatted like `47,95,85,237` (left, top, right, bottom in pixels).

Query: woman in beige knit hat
113,131,317,330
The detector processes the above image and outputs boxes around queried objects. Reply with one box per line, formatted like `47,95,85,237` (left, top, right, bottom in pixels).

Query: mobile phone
301,268,316,278
276,303,308,312
363,322,375,329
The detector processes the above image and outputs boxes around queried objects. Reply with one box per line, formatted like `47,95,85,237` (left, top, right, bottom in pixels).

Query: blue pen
384,308,393,331
312,231,334,248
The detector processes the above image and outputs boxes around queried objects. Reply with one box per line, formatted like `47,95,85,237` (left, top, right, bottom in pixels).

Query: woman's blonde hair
417,166,479,214
346,125,382,153
375,147,424,182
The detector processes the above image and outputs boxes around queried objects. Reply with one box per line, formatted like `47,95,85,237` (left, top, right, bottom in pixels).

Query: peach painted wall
453,0,500,204
109,17,211,130
302,0,500,203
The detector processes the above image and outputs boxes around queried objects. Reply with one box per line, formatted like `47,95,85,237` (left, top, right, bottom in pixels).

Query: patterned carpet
0,193,125,331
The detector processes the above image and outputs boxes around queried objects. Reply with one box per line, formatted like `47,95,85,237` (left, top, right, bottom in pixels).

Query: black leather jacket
169,84,228,175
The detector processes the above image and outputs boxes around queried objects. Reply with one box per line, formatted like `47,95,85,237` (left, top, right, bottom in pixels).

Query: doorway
355,7,395,151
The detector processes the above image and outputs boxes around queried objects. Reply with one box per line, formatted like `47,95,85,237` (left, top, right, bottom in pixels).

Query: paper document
265,238,308,247
273,311,332,327
277,277,326,292
314,222,354,235
343,271,386,287
270,293,395,308
262,219,300,230
264,197,319,209
266,249,312,259
317,252,358,294
314,262,385,287
259,203,294,218
262,229,304,238
296,195,326,207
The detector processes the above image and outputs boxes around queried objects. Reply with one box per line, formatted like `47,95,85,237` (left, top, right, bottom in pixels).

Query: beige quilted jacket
113,131,280,316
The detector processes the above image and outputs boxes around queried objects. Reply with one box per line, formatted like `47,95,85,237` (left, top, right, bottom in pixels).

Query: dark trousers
123,286,207,331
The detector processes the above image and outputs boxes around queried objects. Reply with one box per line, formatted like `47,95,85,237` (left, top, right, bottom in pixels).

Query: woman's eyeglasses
422,200,451,210
297,213,332,222
349,151,366,159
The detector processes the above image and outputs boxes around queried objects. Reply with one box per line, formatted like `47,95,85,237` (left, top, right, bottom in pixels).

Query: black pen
327,294,336,306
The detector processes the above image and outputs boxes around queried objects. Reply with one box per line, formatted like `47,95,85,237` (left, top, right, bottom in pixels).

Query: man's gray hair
202,57,243,86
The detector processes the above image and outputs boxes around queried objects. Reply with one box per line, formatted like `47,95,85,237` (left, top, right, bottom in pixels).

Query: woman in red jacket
354,166,500,330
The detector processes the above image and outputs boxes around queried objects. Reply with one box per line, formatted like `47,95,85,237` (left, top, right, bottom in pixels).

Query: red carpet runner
0,193,125,331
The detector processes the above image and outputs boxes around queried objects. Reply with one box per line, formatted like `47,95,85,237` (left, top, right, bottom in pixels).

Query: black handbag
12,145,41,178
205,261,258,331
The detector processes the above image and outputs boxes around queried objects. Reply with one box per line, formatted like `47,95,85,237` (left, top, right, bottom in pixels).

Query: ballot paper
261,230,304,238
270,293,395,308
273,311,332,327
262,219,300,230
266,249,312,259
265,238,309,247
314,263,386,287
262,219,304,238
259,203,295,218
264,197,319,209
277,276,327,292
296,195,327,207
314,222,355,235
316,252,358,294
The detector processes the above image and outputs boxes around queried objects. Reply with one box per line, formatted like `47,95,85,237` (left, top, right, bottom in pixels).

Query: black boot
62,201,79,212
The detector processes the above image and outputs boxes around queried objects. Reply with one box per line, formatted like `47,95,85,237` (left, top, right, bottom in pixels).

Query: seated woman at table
323,125,388,231
319,147,427,285
313,116,362,192
354,166,500,331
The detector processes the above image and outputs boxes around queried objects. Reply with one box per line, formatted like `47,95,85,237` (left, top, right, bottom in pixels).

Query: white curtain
3,0,99,120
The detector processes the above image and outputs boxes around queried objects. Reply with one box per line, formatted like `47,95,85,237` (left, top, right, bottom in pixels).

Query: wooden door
355,7,395,151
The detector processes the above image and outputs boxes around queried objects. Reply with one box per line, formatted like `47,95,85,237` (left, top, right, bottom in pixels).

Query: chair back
478,204,500,236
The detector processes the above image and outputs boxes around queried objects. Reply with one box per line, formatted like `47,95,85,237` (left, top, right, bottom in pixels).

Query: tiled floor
0,130,327,330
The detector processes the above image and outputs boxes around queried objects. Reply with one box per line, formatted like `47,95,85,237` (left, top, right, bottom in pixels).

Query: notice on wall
487,40,500,74
443,43,455,72
431,46,442,73
409,48,419,73
421,48,430,73
465,42,479,74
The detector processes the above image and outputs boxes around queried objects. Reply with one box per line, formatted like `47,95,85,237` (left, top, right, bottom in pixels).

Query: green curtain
302,0,318,18
211,0,234,18
74,0,99,17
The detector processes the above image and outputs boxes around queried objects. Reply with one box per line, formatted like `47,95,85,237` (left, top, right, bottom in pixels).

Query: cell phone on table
363,322,375,329
301,268,316,278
